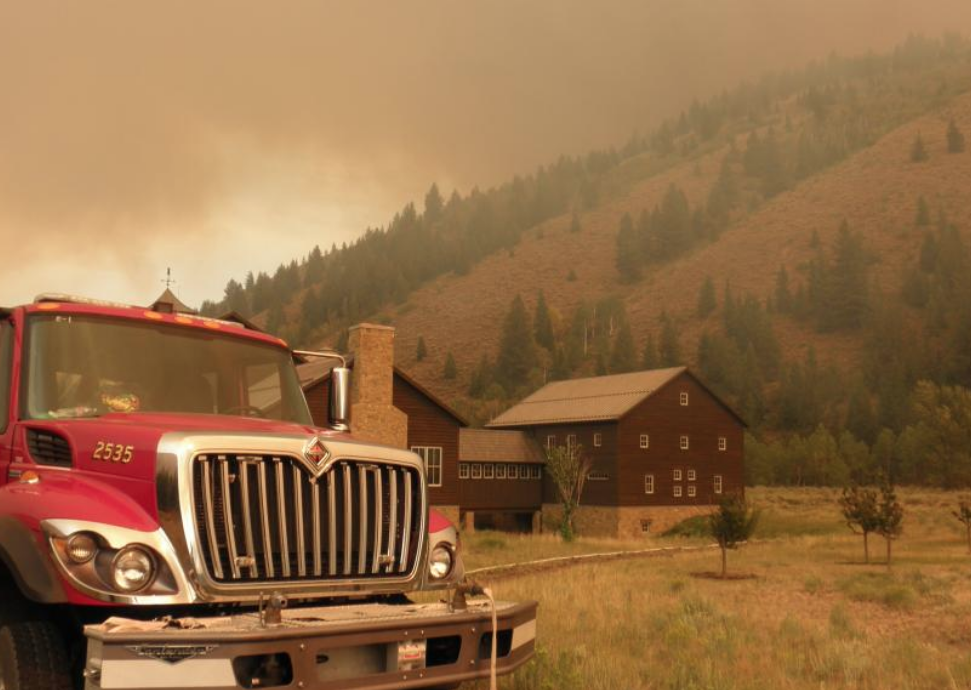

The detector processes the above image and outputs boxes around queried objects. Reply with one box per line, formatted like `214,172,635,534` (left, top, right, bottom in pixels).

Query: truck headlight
429,544,454,580
66,532,98,564
110,546,156,593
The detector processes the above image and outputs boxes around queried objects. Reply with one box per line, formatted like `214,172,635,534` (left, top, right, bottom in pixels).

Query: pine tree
697,276,717,317
468,354,493,397
910,132,928,162
641,334,659,369
534,290,555,350
775,266,792,313
496,295,539,393
915,195,931,227
609,323,638,373
416,336,428,362
947,118,966,154
570,213,582,233
659,313,682,366
443,352,457,380
615,213,642,282
424,183,444,224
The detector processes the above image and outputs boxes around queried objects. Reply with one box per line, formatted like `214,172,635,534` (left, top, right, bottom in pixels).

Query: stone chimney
347,323,408,448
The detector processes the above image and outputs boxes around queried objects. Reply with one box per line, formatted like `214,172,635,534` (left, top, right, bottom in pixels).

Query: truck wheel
0,621,73,690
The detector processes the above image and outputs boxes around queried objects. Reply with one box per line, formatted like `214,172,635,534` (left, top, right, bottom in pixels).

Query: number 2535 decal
93,441,134,464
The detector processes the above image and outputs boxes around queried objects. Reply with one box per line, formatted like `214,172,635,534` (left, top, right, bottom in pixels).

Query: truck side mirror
329,366,351,432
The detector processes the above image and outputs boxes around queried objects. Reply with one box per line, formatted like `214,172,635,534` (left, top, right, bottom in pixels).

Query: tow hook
259,591,288,627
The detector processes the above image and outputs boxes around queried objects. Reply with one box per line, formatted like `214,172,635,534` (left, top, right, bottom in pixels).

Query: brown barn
457,429,545,533
487,367,745,538
298,325,468,524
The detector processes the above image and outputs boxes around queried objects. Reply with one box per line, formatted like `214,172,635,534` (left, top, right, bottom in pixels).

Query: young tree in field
947,119,966,154
839,484,881,563
416,336,428,362
910,132,928,162
953,501,971,554
876,477,904,565
443,352,457,380
708,493,760,578
545,443,593,542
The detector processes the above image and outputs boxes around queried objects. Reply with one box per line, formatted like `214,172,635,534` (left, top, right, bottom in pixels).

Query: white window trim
459,463,469,480
673,469,682,481
484,463,494,479
587,470,610,481
673,485,683,498
508,464,519,479
680,435,689,451
471,463,482,479
644,474,655,494
566,434,577,450
687,485,697,497
593,433,602,448
412,446,443,487
496,464,507,480
687,469,696,481
532,466,542,479
719,436,727,451
680,391,689,406
546,435,556,449
640,434,649,449
714,475,723,494
520,464,530,480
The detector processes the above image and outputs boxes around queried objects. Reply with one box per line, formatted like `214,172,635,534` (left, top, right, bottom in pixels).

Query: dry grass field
458,487,971,690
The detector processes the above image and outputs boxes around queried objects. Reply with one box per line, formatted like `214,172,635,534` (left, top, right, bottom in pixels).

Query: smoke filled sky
3,1,971,309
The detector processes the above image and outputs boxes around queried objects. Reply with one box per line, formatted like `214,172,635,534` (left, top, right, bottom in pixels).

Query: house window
471,463,482,479
674,485,683,498
680,391,689,406
680,435,689,450
640,434,649,449
566,434,577,450
483,464,494,479
719,437,727,451
520,464,530,480
531,466,542,479
459,463,469,480
496,463,507,480
673,469,682,481
688,485,697,498
412,446,443,487
714,475,723,494
587,471,610,481
593,433,602,448
508,464,519,479
644,474,655,494
546,435,556,449
640,520,652,533
687,469,696,481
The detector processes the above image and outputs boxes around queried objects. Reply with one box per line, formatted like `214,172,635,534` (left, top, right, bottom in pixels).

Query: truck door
0,317,16,485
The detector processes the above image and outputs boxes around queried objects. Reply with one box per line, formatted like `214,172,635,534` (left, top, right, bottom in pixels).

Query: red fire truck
0,295,536,690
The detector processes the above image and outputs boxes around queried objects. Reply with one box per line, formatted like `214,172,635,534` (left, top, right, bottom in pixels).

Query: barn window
520,464,531,480
640,434,650,449
459,463,469,480
644,474,655,494
673,485,683,498
680,435,689,450
496,463,507,480
412,446,443,487
593,433,602,447
532,466,542,479
640,520,652,533
546,435,556,449
687,469,696,481
714,475,723,494
566,434,577,450
484,464,495,479
586,470,610,481
719,437,727,451
680,391,689,406
687,485,697,497
471,463,482,479
508,464,519,479
673,469,682,481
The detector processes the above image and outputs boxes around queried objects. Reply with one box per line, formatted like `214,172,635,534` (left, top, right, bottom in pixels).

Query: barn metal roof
486,367,688,427
459,428,546,464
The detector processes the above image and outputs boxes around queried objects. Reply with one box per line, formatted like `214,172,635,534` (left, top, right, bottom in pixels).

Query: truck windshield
24,314,313,424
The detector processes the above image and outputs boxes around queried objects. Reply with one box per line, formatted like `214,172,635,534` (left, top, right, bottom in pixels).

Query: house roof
296,359,469,427
459,428,545,464
487,367,692,427
149,288,197,315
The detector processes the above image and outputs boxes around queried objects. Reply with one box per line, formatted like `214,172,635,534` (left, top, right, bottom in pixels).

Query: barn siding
528,423,619,506
458,471,543,511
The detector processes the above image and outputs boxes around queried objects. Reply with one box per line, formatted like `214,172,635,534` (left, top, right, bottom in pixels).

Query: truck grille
191,454,423,584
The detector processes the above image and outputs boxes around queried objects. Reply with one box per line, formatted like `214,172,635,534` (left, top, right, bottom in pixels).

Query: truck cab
0,296,536,690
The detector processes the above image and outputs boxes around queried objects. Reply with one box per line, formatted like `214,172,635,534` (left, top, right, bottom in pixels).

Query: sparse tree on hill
839,483,881,564
534,290,555,351
911,132,928,162
443,352,457,380
697,276,717,318
947,119,966,154
659,313,682,366
416,336,428,362
953,501,971,554
915,196,931,227
876,477,903,565
641,334,658,370
775,266,792,314
545,443,593,542
566,269,578,282
570,212,582,233
615,213,642,283
496,295,539,393
708,493,760,578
